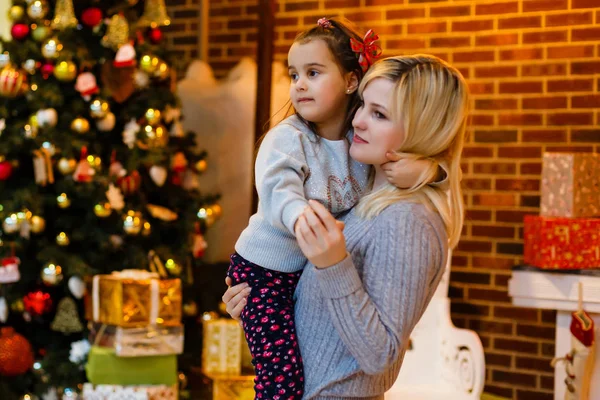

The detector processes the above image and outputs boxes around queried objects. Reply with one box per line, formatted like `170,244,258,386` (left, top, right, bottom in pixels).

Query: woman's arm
297,202,446,375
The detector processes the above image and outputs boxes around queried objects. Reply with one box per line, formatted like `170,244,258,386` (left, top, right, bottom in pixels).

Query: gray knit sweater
235,115,370,272
294,202,448,399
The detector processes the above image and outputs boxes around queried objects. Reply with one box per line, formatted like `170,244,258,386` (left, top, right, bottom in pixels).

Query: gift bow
350,29,382,72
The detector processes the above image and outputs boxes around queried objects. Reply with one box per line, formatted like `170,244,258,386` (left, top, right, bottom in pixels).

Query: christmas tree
0,0,219,398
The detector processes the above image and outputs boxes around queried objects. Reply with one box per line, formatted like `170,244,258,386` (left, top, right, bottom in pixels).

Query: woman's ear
346,71,359,94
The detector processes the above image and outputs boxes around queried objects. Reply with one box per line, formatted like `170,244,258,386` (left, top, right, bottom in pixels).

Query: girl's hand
222,277,252,322
382,152,438,189
295,200,347,269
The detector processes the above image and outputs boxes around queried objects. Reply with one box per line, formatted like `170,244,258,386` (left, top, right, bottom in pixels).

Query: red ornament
11,23,29,40
117,170,142,195
0,161,12,180
148,28,163,44
0,327,34,376
23,290,53,316
82,7,103,28
41,62,55,79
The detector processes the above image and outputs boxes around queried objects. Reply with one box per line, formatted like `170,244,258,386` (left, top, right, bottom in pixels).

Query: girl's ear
346,71,359,94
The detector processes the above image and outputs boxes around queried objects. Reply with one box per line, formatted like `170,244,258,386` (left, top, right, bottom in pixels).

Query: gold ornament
195,159,207,173
70,117,90,134
142,221,151,236
123,210,142,235
57,157,76,174
31,24,51,42
0,65,29,98
87,154,102,171
11,299,25,312
139,54,158,74
41,38,63,59
145,108,161,125
27,0,49,20
153,61,170,80
50,297,83,333
56,232,70,246
54,61,77,82
197,207,215,227
89,98,109,119
102,14,129,50
8,5,25,21
57,193,71,209
23,114,39,138
211,204,223,219
183,301,198,317
94,203,112,218
165,258,182,276
30,216,46,233
52,0,78,30
2,214,19,234
143,124,168,148
41,262,63,285
137,0,171,28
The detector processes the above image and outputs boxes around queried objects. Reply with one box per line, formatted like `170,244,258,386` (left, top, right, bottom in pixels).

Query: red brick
456,240,493,253
476,33,519,47
572,61,600,74
473,162,516,174
496,179,540,191
500,81,543,94
209,33,242,43
572,94,600,108
496,210,529,223
522,129,566,142
408,0,448,3
227,18,257,29
498,146,542,158
516,390,553,400
494,306,539,322
454,50,495,63
572,129,600,142
283,1,318,11
451,255,468,266
387,38,426,50
498,16,541,30
210,5,242,16
463,178,493,190
520,162,543,175
451,270,491,284
500,47,544,61
430,36,471,48
498,114,543,126
451,302,491,317
485,385,514,398
540,376,554,390
468,82,495,95
276,17,299,27
469,288,511,303
485,352,513,368
472,225,515,238
475,66,518,78
366,0,404,4
386,8,426,19
476,1,518,15
430,5,471,17
572,27,600,41
408,21,447,34
324,0,360,7
572,0,600,7
522,96,567,109
465,209,493,221
472,193,516,207
471,114,495,126
463,146,494,157
523,63,567,77
366,24,404,35
546,145,594,152
548,112,594,126
548,44,595,59
452,19,493,32
516,324,556,340
498,242,526,255
523,29,568,44
475,98,518,110
474,130,518,142
548,78,594,92
522,0,568,12
546,11,593,27
472,256,516,269
343,11,382,22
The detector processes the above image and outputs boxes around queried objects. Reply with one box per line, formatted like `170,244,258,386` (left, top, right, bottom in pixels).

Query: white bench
385,253,486,399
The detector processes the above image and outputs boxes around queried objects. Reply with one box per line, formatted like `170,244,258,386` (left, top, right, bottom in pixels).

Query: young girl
228,18,437,400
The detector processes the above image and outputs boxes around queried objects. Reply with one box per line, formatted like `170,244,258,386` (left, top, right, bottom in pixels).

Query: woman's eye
374,111,386,119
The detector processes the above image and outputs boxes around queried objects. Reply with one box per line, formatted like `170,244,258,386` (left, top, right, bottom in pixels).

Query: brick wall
163,0,204,76
207,1,600,399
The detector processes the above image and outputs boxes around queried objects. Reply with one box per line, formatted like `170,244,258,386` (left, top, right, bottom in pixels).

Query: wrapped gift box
89,323,184,357
204,372,254,400
84,270,181,328
82,383,178,400
524,215,600,269
540,152,600,218
202,318,254,375
86,345,178,386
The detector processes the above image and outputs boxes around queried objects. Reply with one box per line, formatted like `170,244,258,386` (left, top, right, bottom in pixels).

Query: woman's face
349,78,405,165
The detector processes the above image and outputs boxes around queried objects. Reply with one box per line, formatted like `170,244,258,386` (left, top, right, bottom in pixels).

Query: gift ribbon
350,29,382,73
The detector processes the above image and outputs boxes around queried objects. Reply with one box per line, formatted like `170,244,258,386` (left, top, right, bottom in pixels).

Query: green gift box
85,345,178,385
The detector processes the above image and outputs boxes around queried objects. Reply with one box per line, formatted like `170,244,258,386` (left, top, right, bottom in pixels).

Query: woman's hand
382,152,438,189
222,277,252,322
295,200,347,269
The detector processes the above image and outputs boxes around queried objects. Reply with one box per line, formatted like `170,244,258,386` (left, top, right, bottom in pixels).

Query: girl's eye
290,73,298,81
308,70,319,77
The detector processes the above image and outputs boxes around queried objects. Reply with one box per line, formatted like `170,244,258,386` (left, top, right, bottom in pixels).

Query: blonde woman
223,54,469,399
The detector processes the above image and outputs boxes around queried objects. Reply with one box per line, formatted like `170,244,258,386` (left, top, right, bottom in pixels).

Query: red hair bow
350,30,382,72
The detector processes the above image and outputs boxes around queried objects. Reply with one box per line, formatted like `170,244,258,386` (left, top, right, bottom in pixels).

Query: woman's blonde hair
354,55,469,249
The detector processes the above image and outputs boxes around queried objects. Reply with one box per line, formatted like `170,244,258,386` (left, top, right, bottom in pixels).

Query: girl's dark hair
293,17,365,137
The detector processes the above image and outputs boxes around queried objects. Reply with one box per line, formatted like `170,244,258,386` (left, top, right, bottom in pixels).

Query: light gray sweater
294,202,448,399
235,115,370,272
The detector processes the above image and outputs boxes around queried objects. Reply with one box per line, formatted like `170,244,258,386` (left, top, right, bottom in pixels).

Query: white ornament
36,108,58,127
134,70,149,88
42,387,58,400
0,119,5,135
169,120,184,137
106,183,125,211
0,297,8,323
149,166,167,187
97,112,116,131
123,118,140,149
69,339,91,364
163,106,181,123
75,72,98,100
182,169,199,191
68,276,86,299
114,43,136,68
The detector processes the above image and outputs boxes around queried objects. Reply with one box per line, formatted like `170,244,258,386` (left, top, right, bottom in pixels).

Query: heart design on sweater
326,176,362,213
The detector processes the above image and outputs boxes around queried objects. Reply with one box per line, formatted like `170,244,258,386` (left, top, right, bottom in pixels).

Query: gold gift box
201,317,254,376
84,270,181,328
203,372,255,400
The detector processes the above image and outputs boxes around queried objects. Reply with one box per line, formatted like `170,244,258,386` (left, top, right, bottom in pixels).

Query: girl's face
350,78,405,165
288,39,352,125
